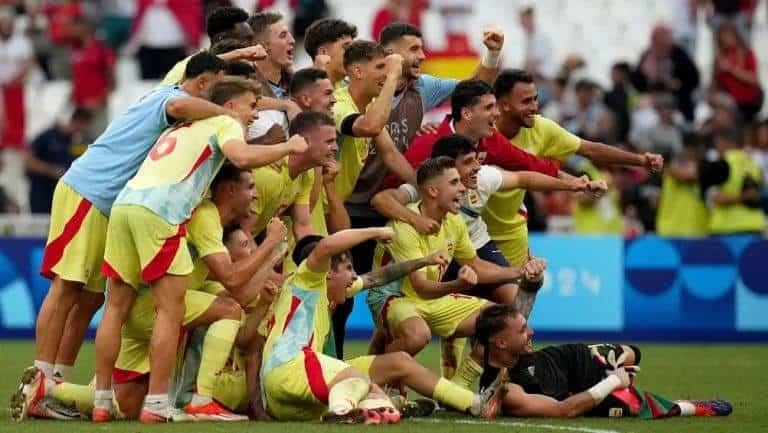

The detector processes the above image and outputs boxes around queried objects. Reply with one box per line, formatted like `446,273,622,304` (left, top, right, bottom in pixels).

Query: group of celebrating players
9,6,732,425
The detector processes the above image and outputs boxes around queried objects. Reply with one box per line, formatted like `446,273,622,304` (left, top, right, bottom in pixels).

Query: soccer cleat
391,395,437,418
184,400,248,421
139,408,170,424
690,399,733,417
28,397,82,420
372,407,401,424
91,407,113,423
9,366,46,422
471,368,509,419
321,407,381,424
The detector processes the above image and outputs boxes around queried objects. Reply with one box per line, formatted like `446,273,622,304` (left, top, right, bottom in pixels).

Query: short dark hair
226,60,257,78
473,304,521,349
417,156,456,187
292,234,351,269
184,51,228,80
493,69,535,99
211,162,249,194
451,79,493,121
304,18,358,59
209,76,261,105
289,68,329,96
210,38,249,56
343,40,386,70
206,7,249,40
248,11,283,38
379,22,422,46
431,134,476,160
612,61,632,76
288,110,335,136
70,107,92,123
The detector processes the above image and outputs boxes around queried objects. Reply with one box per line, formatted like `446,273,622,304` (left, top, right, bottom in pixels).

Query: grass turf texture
0,341,765,433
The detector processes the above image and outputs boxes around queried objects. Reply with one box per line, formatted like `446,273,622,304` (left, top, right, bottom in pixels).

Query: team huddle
9,6,732,425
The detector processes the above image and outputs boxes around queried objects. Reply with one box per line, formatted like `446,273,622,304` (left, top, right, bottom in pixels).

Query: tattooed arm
514,258,545,319
346,251,448,297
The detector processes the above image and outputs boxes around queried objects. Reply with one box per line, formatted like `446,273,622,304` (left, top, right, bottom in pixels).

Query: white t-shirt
0,33,33,84
400,165,503,249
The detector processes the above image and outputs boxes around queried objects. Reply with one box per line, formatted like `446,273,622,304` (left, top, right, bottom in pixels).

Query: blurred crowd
0,0,766,237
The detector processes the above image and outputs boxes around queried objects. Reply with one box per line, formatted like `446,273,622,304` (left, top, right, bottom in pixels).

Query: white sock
94,390,114,410
190,393,212,406
33,360,54,378
53,364,73,381
675,401,696,416
144,394,169,413
44,378,58,396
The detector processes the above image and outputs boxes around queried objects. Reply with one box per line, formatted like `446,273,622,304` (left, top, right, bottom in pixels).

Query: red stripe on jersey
518,208,528,219
112,367,147,385
140,224,186,282
282,296,302,332
181,145,213,181
303,348,329,403
40,198,93,279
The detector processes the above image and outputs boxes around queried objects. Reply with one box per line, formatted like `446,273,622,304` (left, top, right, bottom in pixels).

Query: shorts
263,348,357,421
444,241,517,299
366,279,403,328
113,289,217,383
102,204,193,289
383,294,489,338
492,236,529,267
40,181,109,292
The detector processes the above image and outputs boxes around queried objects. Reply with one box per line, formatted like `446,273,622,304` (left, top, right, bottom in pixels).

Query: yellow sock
197,319,241,397
451,355,483,388
50,382,95,414
433,378,474,412
358,397,395,410
440,337,466,379
328,377,370,414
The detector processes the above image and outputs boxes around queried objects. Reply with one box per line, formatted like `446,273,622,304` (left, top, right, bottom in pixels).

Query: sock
53,364,73,381
433,377,474,412
190,393,213,406
675,401,696,416
143,394,169,413
94,389,113,410
197,319,240,397
452,355,484,388
358,397,396,410
440,338,466,379
34,360,54,378
51,382,95,413
328,377,370,415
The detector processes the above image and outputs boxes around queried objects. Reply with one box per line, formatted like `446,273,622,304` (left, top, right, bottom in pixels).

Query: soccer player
289,68,336,115
369,157,545,360
27,51,232,386
92,77,308,423
473,304,733,419
303,18,358,88
486,69,664,267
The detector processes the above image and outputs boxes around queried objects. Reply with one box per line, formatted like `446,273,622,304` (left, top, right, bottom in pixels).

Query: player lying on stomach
474,304,733,419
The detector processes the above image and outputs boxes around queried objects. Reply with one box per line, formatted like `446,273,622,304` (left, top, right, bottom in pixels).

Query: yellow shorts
40,181,108,292
212,350,249,413
384,294,489,338
345,355,375,378
113,289,217,382
492,225,530,267
102,204,193,289
263,349,356,421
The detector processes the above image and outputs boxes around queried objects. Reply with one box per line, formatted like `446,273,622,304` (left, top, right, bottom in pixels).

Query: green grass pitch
0,340,766,433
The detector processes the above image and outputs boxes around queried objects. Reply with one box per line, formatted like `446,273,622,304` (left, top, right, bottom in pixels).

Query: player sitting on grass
474,304,733,419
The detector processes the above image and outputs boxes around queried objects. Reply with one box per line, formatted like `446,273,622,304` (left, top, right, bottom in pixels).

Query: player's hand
458,265,478,288
322,160,341,184
607,366,632,388
236,44,268,62
410,214,440,235
374,227,395,243
385,53,404,80
416,122,440,136
259,279,281,303
283,100,303,121
569,175,590,192
426,250,449,267
643,152,664,174
313,53,331,70
286,134,309,155
586,179,608,199
482,26,505,51
522,257,546,282
265,217,288,242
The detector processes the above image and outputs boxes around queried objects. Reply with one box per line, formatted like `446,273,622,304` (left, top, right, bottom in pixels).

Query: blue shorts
444,241,517,299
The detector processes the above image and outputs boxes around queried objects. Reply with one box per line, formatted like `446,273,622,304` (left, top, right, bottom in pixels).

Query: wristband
587,374,621,403
481,47,501,68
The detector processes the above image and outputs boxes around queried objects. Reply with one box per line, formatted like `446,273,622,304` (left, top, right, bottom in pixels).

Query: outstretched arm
166,96,235,122
307,227,395,272
359,251,447,290
472,27,504,85
578,140,664,173
500,170,588,192
223,135,308,169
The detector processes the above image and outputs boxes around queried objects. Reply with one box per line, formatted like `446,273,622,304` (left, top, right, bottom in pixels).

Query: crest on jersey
446,239,455,252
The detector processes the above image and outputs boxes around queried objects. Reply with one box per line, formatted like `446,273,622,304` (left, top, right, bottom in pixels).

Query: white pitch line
409,417,631,433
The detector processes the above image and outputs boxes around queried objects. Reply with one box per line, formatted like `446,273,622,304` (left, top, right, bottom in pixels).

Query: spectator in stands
632,24,700,121
372,0,410,40
712,21,763,123
129,0,203,79
604,62,636,143
562,78,614,143
100,0,136,48
708,129,766,235
634,93,684,161
671,0,700,56
25,108,92,214
44,0,82,79
706,0,757,42
18,0,54,79
656,137,709,237
569,157,624,235
70,20,115,140
519,6,556,81
748,119,768,212
698,91,740,144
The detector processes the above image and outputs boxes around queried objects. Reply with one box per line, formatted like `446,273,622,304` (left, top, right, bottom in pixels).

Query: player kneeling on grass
474,304,733,419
